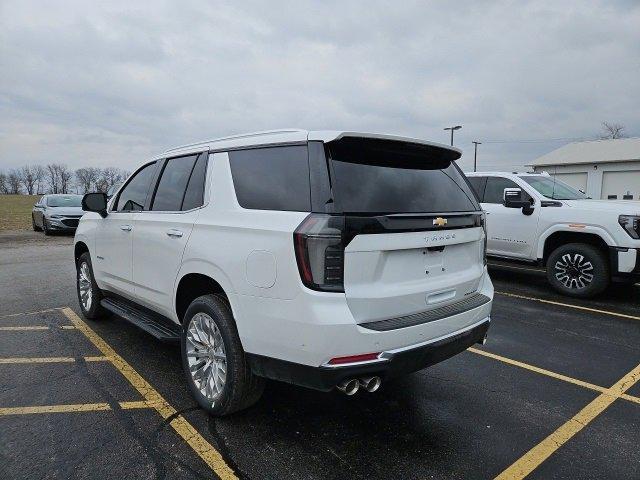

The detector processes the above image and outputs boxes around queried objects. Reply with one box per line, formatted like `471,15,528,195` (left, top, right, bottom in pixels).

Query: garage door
601,170,640,200
553,172,588,193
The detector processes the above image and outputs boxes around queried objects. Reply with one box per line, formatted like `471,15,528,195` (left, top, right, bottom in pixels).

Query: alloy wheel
78,262,93,311
554,253,594,289
185,313,228,403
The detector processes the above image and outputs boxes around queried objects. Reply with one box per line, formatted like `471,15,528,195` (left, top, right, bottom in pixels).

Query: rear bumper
247,317,491,391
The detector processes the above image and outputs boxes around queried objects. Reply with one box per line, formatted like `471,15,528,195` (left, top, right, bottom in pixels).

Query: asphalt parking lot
1,230,639,480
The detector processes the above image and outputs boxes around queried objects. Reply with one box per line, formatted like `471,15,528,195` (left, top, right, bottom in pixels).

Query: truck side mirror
503,188,535,215
82,193,108,218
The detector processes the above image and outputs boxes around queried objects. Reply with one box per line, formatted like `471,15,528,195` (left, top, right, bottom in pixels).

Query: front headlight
619,215,640,239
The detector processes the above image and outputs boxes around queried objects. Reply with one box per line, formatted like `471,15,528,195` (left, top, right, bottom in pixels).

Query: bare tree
7,169,22,194
34,165,46,194
600,122,627,140
75,167,100,193
19,165,37,195
45,163,72,193
46,164,60,193
58,164,73,193
0,171,8,194
97,167,128,193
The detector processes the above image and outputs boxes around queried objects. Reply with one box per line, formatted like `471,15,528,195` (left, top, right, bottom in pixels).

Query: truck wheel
181,294,264,416
546,243,609,298
76,252,108,319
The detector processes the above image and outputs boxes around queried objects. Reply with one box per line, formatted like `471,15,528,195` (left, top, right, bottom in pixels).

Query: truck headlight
619,215,640,239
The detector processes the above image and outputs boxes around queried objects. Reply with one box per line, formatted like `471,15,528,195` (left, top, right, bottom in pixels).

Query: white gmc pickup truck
465,171,640,298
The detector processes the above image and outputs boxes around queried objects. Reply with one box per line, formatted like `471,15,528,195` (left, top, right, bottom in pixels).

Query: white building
528,137,640,200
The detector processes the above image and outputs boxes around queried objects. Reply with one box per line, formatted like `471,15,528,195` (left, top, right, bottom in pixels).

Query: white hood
562,199,640,215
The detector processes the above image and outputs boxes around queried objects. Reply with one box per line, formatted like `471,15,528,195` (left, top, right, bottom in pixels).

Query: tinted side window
116,162,157,211
151,155,198,211
229,145,311,211
466,176,487,202
182,153,208,211
483,177,522,204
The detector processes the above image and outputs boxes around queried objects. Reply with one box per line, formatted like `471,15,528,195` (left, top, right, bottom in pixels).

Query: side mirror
503,188,534,215
503,188,526,208
82,193,108,218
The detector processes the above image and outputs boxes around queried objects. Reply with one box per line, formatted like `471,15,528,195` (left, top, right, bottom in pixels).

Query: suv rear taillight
480,211,488,265
294,214,345,292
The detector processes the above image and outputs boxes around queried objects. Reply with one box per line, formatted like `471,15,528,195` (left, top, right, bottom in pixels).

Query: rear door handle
120,224,132,231
166,229,183,238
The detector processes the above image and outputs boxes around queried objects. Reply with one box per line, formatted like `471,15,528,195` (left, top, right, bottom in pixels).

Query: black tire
76,252,108,319
546,243,609,298
32,215,41,232
181,294,264,416
42,218,51,236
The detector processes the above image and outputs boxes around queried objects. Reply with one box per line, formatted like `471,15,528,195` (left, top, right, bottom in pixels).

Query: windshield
520,176,589,200
327,137,479,214
47,195,82,207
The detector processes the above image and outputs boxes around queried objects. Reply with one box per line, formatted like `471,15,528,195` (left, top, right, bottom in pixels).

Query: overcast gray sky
1,0,639,173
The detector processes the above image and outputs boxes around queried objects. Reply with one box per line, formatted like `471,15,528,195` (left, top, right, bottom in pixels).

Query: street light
472,141,482,172
443,125,462,146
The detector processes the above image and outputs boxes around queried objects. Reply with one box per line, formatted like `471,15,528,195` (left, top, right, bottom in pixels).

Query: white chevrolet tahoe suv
466,171,640,298
75,130,493,415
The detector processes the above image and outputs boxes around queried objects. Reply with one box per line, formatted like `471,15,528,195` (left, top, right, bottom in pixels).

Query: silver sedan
32,194,84,235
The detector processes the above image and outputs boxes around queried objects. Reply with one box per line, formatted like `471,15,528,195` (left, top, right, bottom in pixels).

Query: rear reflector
327,352,381,365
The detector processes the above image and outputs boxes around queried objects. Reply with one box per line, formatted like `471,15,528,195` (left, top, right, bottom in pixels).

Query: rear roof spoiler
308,131,462,161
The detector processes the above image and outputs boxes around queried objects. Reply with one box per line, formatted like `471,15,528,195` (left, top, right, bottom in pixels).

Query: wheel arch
74,241,90,263
174,272,233,324
541,230,610,265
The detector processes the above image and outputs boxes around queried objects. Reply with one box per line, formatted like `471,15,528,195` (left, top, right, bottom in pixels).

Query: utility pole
472,141,482,172
443,125,462,146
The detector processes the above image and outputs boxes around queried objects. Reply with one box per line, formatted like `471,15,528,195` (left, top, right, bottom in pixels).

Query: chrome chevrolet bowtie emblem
433,217,447,227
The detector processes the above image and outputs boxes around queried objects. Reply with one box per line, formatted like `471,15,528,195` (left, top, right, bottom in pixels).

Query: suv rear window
229,145,311,211
326,138,479,214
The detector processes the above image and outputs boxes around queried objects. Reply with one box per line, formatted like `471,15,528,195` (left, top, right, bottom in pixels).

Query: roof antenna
551,164,558,199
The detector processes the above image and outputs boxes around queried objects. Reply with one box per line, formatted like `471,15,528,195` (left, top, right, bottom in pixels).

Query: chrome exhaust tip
337,378,360,395
359,376,382,393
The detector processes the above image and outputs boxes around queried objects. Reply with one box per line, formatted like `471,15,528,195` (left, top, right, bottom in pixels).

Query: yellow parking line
61,308,238,480
621,393,640,405
0,357,75,364
119,400,159,410
496,291,640,322
0,326,50,331
85,356,111,362
0,325,76,331
0,403,112,416
469,348,640,408
0,307,63,319
0,401,155,416
468,348,607,394
495,362,640,480
0,356,109,364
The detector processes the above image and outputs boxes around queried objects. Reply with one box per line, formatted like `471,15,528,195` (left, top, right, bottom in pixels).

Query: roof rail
164,129,307,153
